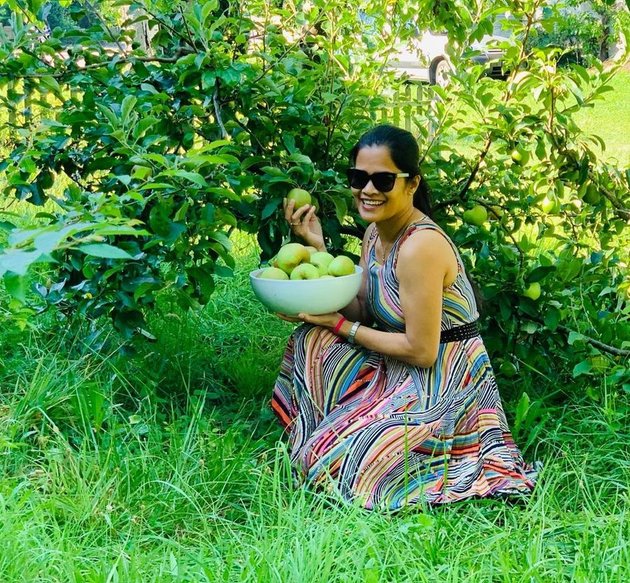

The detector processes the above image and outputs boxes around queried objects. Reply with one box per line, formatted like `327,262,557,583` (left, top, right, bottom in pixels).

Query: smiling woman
274,124,539,511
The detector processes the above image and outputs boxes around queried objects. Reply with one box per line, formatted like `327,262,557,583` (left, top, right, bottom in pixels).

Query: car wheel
432,58,451,87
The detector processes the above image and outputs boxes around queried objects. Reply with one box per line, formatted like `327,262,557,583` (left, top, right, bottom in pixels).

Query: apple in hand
328,255,355,277
287,187,312,209
276,243,311,275
259,267,289,280
309,251,335,275
290,263,320,280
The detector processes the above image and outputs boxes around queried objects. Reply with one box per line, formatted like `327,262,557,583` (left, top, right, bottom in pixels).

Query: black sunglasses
346,168,410,192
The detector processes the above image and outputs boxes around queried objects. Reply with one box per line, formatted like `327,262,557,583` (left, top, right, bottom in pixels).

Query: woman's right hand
283,198,326,251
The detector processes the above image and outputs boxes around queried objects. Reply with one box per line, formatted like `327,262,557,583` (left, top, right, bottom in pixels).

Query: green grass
573,69,630,168
0,236,628,582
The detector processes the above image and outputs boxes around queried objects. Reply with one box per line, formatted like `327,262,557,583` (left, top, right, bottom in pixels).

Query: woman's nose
362,179,379,194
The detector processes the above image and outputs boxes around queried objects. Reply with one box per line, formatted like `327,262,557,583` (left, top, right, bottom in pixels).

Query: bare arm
299,229,457,368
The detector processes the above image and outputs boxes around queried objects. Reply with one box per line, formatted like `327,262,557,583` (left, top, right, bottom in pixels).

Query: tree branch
556,325,629,358
527,315,630,357
213,78,228,139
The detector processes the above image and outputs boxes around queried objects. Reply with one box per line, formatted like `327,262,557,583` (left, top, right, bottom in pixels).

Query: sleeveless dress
271,218,538,511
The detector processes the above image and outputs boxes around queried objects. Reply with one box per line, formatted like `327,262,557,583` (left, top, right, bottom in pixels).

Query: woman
272,125,537,511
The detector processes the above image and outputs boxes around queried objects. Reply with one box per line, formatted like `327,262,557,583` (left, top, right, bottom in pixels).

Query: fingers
304,205,317,224
283,198,295,223
284,198,316,229
276,313,302,323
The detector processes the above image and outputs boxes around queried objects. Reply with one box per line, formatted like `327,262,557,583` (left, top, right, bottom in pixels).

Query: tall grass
0,233,628,582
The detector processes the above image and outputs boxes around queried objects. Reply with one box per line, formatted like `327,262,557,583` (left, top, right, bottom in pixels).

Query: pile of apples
259,243,356,280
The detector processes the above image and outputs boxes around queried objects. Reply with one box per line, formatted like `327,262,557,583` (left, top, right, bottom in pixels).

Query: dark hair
349,124,432,217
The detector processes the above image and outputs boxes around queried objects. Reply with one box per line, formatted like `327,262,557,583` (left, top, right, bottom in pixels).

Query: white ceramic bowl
250,266,363,316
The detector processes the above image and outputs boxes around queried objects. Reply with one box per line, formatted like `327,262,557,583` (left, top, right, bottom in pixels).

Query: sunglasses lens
347,169,368,189
372,173,396,192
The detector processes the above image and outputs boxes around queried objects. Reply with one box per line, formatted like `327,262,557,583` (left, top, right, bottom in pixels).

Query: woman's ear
409,175,421,195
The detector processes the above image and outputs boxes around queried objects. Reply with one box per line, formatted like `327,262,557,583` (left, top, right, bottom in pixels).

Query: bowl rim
250,264,363,281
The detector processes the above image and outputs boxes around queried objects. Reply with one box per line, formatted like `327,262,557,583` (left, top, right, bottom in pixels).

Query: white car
389,26,510,86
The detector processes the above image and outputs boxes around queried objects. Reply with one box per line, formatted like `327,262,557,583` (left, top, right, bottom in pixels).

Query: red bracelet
332,316,347,335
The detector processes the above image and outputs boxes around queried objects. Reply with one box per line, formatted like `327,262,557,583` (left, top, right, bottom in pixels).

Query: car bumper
471,51,505,77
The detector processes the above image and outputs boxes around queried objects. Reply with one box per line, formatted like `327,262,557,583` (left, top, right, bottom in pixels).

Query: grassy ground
0,237,628,582
573,69,630,167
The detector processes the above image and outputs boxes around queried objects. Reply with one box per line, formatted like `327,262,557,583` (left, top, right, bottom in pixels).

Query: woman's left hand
277,312,342,329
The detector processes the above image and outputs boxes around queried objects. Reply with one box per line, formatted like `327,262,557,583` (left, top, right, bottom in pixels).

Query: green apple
462,205,488,226
287,187,312,208
305,246,319,256
259,267,289,280
582,183,601,205
290,263,320,280
309,251,335,275
499,361,518,377
522,282,541,301
540,195,559,214
511,146,530,166
328,255,355,277
276,242,311,275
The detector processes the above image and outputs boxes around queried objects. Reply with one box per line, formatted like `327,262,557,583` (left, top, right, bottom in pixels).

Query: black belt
440,321,480,343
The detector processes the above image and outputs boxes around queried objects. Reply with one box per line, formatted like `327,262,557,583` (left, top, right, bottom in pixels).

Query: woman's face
351,145,419,224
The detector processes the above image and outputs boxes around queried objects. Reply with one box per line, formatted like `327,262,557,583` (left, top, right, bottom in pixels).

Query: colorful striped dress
272,219,538,510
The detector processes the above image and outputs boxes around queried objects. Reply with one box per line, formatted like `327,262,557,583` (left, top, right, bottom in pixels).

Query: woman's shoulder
396,220,460,273
398,224,454,259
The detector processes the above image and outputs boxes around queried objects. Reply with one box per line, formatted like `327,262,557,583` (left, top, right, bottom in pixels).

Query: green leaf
526,265,556,283
0,250,42,276
514,392,530,430
261,198,281,220
201,0,219,24
572,359,592,377
163,170,208,187
120,94,137,125
568,331,586,345
78,244,134,260
331,196,348,223
33,230,66,254
96,104,119,128
543,306,561,332
4,272,28,303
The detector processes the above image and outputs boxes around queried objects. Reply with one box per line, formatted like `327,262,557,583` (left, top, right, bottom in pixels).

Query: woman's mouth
360,199,385,208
